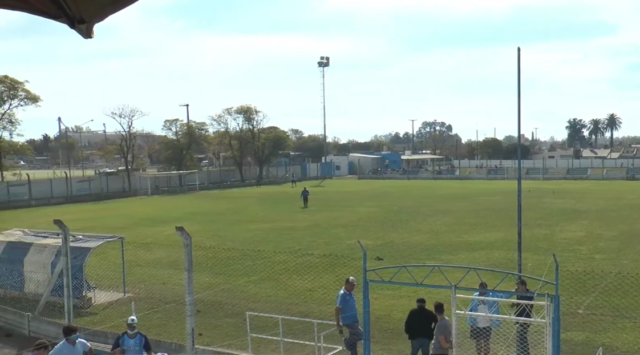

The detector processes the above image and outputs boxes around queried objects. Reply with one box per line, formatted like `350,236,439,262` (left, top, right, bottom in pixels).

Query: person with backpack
111,316,153,355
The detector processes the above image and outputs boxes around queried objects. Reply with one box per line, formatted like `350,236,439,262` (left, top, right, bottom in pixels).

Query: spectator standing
512,279,534,355
404,297,438,355
335,277,363,355
49,324,93,355
468,282,510,355
111,316,153,355
431,302,452,355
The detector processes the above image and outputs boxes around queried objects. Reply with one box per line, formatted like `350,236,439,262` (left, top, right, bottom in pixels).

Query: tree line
0,74,635,185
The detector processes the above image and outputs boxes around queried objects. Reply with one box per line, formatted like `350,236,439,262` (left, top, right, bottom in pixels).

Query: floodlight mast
179,103,190,124
317,56,330,163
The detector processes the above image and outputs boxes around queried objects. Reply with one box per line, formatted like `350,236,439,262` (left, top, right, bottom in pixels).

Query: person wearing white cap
110,316,153,355
335,277,363,355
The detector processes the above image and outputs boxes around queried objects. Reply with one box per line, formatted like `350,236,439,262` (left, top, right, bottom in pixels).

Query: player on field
300,187,310,208
291,173,297,187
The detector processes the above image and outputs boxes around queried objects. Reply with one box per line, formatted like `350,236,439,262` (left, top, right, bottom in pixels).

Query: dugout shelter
0,228,126,311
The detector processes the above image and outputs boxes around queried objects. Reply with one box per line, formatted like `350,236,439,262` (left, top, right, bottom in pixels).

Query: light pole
78,119,94,177
317,56,330,162
179,104,190,124
409,119,416,153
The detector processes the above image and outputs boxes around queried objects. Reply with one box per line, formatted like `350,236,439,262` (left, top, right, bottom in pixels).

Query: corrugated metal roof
401,154,444,160
348,153,381,158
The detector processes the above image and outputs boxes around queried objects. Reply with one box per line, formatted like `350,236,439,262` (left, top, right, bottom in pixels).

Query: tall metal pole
322,67,327,162
410,119,416,153
175,227,196,355
58,117,63,169
476,129,479,160
80,130,85,177
65,128,72,178
517,47,523,275
103,123,108,143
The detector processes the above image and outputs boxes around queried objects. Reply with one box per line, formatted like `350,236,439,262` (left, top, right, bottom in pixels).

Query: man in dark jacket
512,279,534,355
404,298,438,355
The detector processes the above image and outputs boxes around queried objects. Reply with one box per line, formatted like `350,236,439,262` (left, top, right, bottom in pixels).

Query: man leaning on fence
335,277,363,355
404,297,438,355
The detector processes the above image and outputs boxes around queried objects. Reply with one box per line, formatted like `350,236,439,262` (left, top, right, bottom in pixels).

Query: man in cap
404,297,438,355
111,316,153,355
335,277,363,355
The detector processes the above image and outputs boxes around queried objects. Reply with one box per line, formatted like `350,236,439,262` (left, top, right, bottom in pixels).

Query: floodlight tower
179,103,190,124
317,56,330,162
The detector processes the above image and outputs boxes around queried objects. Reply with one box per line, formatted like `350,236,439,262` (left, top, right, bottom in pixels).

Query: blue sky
1,0,639,142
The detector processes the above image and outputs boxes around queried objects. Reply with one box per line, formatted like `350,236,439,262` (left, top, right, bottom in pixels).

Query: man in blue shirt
335,277,363,355
300,187,310,208
111,316,153,355
49,324,93,355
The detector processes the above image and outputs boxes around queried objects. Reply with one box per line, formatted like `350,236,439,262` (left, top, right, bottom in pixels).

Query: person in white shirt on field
49,324,93,355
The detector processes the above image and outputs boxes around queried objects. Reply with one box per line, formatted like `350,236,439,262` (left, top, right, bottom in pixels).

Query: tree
138,131,162,165
251,126,291,180
0,75,42,181
587,118,605,148
502,135,518,145
565,118,587,149
503,143,531,160
159,119,209,171
478,138,504,159
104,105,147,191
95,142,120,166
463,140,477,160
416,120,453,155
604,113,622,148
209,105,256,182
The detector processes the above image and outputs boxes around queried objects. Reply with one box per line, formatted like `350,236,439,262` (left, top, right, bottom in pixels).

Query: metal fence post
175,226,196,354
53,219,74,324
553,254,561,355
358,241,370,355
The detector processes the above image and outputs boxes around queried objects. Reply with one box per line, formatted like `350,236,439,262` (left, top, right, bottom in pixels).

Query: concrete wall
326,156,349,176
0,164,323,210
453,159,640,168
0,306,246,355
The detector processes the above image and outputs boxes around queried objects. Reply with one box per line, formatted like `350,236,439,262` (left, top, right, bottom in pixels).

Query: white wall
453,159,640,169
328,156,349,176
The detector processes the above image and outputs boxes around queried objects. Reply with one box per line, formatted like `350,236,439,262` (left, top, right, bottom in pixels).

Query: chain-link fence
561,268,640,355
191,243,361,354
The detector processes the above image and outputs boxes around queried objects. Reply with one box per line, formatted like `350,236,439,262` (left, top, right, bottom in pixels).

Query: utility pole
58,117,63,168
476,129,479,160
516,46,523,276
409,119,416,154
534,127,538,140
65,127,71,178
179,104,190,124
317,56,330,163
103,123,108,143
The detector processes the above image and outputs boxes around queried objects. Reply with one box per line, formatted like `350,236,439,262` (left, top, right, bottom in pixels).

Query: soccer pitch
0,180,638,355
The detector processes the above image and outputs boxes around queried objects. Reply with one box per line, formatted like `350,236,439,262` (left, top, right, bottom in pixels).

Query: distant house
581,149,612,159
532,149,575,160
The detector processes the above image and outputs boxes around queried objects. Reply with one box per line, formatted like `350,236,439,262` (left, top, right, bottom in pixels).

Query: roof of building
401,154,444,160
349,153,381,158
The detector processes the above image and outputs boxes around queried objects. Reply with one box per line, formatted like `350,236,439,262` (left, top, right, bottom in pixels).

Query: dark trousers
344,323,363,355
516,323,530,355
303,197,309,207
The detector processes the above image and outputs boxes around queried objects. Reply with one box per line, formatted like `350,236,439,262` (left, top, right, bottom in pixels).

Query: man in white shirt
49,324,93,355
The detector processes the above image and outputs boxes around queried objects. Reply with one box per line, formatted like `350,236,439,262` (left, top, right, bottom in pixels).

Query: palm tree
604,113,622,148
565,118,587,148
587,118,605,148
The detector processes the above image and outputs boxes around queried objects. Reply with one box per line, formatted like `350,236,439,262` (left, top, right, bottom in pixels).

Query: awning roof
0,0,138,39
401,154,444,160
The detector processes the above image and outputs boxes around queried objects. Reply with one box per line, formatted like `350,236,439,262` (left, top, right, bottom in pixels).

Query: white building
348,153,383,174
325,155,349,176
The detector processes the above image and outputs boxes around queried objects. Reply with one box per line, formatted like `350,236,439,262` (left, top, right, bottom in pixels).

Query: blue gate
357,243,560,355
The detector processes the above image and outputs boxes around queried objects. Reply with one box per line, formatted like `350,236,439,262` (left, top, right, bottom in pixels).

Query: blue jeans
410,338,431,355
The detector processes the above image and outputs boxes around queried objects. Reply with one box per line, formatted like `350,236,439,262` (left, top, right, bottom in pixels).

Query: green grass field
0,180,638,355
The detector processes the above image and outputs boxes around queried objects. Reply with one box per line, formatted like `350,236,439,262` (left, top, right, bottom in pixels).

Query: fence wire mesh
191,245,360,354
561,268,640,355
453,294,552,355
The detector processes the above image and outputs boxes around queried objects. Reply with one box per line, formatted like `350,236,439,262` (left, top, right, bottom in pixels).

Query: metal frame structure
357,242,560,355
141,170,199,196
245,312,342,355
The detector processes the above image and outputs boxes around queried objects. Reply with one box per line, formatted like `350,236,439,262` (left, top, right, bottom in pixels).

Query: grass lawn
0,180,638,355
